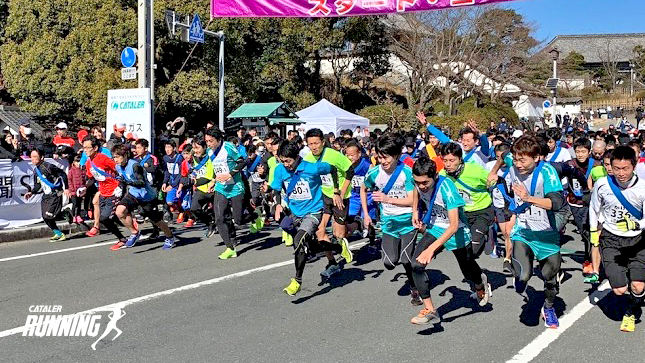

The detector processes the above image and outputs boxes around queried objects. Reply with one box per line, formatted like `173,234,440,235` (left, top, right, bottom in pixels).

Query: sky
505,0,645,44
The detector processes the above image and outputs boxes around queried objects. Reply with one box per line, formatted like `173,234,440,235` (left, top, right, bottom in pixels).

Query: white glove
113,186,123,198
76,187,87,197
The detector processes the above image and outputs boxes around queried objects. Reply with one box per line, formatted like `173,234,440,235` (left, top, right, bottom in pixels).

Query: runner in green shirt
303,128,356,277
440,142,495,258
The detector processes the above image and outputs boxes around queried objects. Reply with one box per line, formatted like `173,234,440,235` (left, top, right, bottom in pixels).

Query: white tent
297,99,369,136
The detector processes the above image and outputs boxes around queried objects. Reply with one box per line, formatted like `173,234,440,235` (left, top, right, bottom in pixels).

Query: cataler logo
22,303,127,350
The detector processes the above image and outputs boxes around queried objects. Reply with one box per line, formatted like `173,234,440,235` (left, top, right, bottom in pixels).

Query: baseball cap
19,117,31,126
55,122,68,129
77,129,89,144
126,132,138,141
114,122,127,132
512,130,524,139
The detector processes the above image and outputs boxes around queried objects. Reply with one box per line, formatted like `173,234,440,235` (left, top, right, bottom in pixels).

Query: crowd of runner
26,114,645,333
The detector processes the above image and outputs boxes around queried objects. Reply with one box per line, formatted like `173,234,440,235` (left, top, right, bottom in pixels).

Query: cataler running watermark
22,303,126,350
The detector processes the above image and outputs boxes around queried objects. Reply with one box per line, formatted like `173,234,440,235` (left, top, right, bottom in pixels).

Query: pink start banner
211,0,520,18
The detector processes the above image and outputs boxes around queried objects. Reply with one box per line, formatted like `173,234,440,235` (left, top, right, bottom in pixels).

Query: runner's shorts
600,230,645,289
323,195,349,225
41,193,62,220
118,194,163,223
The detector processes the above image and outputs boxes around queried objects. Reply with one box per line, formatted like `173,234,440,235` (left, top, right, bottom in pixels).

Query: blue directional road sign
189,14,204,44
120,47,137,68
543,100,551,109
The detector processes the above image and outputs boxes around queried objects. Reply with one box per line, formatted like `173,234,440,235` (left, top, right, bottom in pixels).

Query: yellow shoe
340,238,353,263
283,278,301,296
284,232,293,247
620,314,636,332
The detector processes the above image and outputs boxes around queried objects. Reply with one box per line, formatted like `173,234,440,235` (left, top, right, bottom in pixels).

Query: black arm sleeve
195,178,211,187
50,163,69,190
344,164,355,181
330,166,339,190
230,156,246,176
545,191,565,212
31,172,42,195
85,177,96,189
271,188,282,205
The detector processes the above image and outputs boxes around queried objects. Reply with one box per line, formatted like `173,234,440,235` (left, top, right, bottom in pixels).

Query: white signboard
121,67,137,80
106,88,152,144
0,158,69,230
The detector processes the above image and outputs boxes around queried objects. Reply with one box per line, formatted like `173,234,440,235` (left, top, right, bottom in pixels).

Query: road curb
0,222,90,243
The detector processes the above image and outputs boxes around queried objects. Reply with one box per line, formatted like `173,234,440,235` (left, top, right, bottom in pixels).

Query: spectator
636,105,643,129
41,130,57,158
248,127,258,138
53,122,76,148
16,118,41,159
68,154,86,224
107,123,126,150
166,117,187,144
498,117,508,132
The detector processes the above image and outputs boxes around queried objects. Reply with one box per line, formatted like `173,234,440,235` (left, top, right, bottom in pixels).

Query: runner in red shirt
79,136,127,250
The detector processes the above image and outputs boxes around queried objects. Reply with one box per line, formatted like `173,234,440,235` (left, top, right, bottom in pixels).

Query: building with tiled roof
543,33,645,70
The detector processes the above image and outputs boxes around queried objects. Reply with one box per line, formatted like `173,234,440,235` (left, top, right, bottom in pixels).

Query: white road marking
0,235,155,263
506,281,612,363
0,241,367,338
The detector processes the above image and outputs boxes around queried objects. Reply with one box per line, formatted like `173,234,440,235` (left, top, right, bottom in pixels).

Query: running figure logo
91,303,126,350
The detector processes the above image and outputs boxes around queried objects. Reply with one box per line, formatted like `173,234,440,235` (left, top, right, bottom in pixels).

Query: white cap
55,122,68,129
512,130,523,139
114,122,127,131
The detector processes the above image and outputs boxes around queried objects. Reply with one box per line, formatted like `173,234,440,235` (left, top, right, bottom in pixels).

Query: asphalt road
0,221,641,363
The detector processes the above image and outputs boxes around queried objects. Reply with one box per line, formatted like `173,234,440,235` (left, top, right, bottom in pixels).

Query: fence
581,97,644,113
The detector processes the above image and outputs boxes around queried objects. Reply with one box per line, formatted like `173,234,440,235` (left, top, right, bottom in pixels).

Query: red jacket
68,165,86,193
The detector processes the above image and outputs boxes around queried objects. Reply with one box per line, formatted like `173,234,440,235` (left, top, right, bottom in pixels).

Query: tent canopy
296,99,369,136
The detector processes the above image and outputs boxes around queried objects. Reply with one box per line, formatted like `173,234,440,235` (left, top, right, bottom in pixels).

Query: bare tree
598,38,619,93
388,8,489,113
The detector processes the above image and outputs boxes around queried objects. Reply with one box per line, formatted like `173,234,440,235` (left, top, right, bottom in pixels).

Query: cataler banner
211,0,518,18
106,88,152,144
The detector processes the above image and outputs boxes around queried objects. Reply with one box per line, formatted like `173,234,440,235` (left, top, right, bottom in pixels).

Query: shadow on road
291,268,383,304
518,287,567,327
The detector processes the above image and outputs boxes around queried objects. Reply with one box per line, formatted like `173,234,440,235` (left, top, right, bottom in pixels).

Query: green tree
633,45,645,83
0,0,137,123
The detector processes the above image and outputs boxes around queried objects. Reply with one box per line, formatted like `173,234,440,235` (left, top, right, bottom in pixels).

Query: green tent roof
268,118,302,125
227,102,298,119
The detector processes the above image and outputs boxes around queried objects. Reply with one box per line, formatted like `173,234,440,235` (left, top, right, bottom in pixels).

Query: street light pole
218,32,225,131
549,48,560,128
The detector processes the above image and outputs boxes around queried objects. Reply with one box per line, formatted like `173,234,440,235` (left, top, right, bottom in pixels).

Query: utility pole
138,0,155,146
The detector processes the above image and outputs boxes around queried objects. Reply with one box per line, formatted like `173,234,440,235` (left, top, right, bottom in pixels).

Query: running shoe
184,219,195,228
320,263,341,277
162,237,177,250
148,228,160,240
339,238,353,263
218,248,237,260
283,278,301,296
206,223,217,238
474,273,491,307
110,240,126,251
86,226,100,237
74,215,83,224
620,314,636,332
283,231,293,247
176,212,185,224
125,230,141,248
411,308,440,325
49,232,65,242
542,307,559,329
583,273,600,284
582,261,593,275
503,259,513,274
410,289,423,306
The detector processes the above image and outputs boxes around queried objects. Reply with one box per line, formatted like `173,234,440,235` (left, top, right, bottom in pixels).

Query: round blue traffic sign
543,100,551,109
120,47,137,68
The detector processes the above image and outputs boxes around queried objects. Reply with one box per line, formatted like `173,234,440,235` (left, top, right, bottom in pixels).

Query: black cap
405,137,416,147
19,117,31,126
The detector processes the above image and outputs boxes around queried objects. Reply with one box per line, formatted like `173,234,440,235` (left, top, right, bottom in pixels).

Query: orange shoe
110,240,126,251
582,261,593,275
185,219,195,228
86,226,100,237
176,212,185,224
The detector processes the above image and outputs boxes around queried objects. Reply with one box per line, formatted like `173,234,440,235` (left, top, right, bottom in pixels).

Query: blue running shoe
162,237,177,250
542,307,559,329
125,230,141,248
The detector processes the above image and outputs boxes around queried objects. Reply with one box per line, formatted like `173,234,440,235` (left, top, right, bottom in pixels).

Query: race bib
214,162,234,185
608,205,631,223
572,179,582,194
383,184,407,215
351,176,365,189
166,163,178,174
285,180,312,201
431,206,449,226
193,167,206,179
320,174,333,187
518,204,546,224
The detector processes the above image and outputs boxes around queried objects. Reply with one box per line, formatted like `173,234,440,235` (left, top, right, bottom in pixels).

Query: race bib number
193,167,206,179
166,163,178,174
608,206,631,223
320,174,333,187
351,176,364,188
383,184,407,215
214,162,234,185
518,205,545,224
572,179,582,194
431,206,449,225
285,181,312,201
